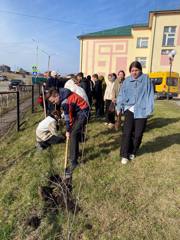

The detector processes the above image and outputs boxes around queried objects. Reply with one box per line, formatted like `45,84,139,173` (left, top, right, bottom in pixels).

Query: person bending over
47,88,90,173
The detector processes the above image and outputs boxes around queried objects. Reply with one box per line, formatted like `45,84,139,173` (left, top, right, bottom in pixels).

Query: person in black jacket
76,72,83,84
77,72,92,106
92,74,103,117
46,71,61,90
86,75,93,106
46,71,61,114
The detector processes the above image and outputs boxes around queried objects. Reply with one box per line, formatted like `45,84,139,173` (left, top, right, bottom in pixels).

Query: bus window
150,78,163,85
166,78,178,86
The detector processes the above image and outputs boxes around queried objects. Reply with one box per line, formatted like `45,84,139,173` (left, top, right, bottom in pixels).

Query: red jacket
60,88,89,131
37,96,43,104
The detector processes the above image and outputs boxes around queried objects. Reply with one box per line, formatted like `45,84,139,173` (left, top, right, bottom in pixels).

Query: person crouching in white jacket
36,110,65,150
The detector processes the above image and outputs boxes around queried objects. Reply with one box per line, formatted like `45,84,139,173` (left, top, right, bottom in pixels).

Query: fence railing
0,84,40,136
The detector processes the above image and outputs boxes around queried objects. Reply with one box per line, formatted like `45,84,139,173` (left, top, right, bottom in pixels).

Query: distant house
77,9,180,79
0,65,11,72
16,68,30,75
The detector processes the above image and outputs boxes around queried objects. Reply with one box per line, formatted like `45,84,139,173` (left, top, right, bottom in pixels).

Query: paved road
0,82,9,91
0,76,31,91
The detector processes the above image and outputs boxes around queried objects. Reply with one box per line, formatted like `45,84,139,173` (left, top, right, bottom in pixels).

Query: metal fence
0,84,40,136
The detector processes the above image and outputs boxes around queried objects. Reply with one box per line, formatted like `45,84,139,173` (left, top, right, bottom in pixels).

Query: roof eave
77,34,132,39
148,9,180,28
149,9,180,15
132,25,150,30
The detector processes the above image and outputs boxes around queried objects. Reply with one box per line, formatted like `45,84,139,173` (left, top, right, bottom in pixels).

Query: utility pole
32,39,39,86
32,41,58,72
48,55,50,72
40,49,57,72
36,45,39,71
32,39,39,72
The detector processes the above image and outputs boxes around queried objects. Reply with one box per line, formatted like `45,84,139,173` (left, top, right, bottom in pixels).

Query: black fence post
16,91,20,131
32,84,34,113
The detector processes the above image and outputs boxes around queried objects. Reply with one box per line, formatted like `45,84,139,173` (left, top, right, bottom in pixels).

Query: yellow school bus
149,72,180,99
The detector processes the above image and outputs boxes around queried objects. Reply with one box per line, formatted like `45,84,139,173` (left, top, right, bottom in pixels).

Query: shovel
41,85,47,118
64,137,70,178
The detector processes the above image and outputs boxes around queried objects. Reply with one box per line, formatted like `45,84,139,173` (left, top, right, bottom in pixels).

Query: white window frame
135,57,147,68
162,26,176,47
136,37,148,48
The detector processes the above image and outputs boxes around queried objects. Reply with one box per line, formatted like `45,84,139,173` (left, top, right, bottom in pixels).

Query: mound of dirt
26,215,41,229
39,174,80,214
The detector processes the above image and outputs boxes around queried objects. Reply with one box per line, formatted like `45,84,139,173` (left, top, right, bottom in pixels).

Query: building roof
77,9,180,39
149,9,180,14
77,24,149,39
148,9,180,27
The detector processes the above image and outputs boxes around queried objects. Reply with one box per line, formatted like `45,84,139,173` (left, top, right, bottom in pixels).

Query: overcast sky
0,0,179,74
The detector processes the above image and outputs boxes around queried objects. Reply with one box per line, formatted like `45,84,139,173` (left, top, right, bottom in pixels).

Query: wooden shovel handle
64,137,69,170
41,85,47,118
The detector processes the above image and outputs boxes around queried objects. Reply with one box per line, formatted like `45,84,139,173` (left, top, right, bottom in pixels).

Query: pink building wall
84,38,129,77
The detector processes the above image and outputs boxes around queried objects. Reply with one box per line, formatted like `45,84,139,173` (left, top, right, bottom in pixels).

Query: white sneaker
121,157,129,164
129,154,135,160
104,122,108,126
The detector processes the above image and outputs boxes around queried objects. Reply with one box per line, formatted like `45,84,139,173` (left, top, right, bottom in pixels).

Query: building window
162,26,176,47
166,77,178,86
136,38,148,48
135,57,147,68
161,49,174,55
149,78,163,85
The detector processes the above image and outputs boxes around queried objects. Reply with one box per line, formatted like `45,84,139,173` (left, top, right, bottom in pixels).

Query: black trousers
120,110,147,158
39,135,64,149
101,100,105,116
95,99,104,117
70,115,87,166
105,100,115,124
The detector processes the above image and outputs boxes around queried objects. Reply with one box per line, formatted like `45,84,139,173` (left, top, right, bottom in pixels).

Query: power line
0,9,97,28
0,41,30,44
0,49,35,55
0,42,33,48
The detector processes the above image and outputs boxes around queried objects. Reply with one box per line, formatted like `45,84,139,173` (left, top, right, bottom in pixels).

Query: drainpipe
150,14,157,72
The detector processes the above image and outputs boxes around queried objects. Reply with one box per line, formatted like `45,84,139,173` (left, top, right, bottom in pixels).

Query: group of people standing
36,60,154,172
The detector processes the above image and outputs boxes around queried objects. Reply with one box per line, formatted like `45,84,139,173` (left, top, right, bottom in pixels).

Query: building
78,9,180,79
0,65,11,72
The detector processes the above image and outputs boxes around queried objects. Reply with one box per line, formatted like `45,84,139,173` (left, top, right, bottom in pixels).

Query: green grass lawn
0,101,180,240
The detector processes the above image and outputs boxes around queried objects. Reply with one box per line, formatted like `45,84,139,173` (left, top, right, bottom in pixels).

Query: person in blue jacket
116,61,154,164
